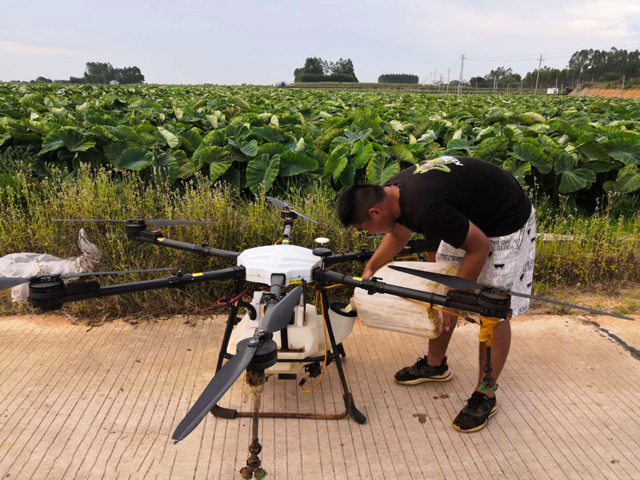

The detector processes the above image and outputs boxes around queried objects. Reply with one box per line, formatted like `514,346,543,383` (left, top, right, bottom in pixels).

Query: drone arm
314,269,506,317
135,230,240,260
35,267,246,308
322,239,436,267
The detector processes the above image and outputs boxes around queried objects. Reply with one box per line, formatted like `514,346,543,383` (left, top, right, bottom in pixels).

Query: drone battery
353,261,459,338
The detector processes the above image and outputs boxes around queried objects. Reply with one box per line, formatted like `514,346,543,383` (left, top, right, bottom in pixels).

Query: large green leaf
229,138,258,157
118,148,154,171
512,142,553,174
246,153,280,194
609,165,640,193
180,130,203,154
578,141,609,162
339,163,356,187
221,167,242,190
385,145,416,164
105,125,144,145
279,151,318,177
316,127,344,151
58,128,96,152
39,132,64,154
196,146,231,166
503,158,531,183
603,138,640,165
324,154,348,182
558,168,596,194
367,155,400,185
351,141,375,169
104,141,135,165
177,160,200,179
252,126,283,143
446,138,473,152
209,158,233,181
474,136,508,160
158,127,180,148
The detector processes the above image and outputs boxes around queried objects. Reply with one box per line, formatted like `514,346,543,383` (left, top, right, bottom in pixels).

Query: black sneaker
394,355,452,385
452,391,499,433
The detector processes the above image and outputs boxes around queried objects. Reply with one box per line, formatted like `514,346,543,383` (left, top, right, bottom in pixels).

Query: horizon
1,0,640,85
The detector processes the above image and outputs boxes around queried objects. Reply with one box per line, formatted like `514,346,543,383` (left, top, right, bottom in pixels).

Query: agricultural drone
0,197,632,480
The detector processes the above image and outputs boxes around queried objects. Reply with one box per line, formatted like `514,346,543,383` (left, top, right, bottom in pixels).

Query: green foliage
298,74,358,83
1,84,640,210
378,74,419,84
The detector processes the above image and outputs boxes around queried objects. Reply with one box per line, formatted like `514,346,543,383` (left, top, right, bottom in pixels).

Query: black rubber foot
344,393,367,424
210,404,237,419
337,343,347,358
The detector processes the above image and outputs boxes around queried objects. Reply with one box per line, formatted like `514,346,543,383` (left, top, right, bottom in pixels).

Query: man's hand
362,266,375,279
361,223,411,279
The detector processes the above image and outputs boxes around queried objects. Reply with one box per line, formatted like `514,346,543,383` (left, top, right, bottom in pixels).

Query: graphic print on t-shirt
414,156,464,175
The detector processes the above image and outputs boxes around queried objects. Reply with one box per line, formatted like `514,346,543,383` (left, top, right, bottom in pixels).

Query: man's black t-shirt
383,156,532,249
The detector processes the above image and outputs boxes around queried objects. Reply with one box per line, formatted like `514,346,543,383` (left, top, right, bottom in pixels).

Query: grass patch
1,150,639,318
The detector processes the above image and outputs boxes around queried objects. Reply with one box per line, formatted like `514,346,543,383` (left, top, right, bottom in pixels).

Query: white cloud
0,41,79,56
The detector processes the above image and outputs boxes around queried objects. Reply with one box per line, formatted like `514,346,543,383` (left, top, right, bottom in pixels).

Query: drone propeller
54,218,217,227
265,196,318,224
388,265,634,321
171,287,303,443
0,267,173,291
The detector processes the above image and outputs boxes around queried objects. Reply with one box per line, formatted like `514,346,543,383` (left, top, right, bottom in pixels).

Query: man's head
337,184,399,234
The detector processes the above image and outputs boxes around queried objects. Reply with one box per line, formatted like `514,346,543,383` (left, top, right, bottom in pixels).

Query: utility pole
555,77,558,94
434,69,437,86
621,74,626,99
534,54,544,94
520,78,523,94
446,69,450,93
458,54,465,94
493,75,497,92
507,83,509,93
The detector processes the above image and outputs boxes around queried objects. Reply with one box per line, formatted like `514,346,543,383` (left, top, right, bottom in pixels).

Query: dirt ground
571,86,640,99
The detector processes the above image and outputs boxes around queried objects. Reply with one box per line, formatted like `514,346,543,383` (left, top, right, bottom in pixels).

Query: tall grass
1,148,639,317
0,152,367,317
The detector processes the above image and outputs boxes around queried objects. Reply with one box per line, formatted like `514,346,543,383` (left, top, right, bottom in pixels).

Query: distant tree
84,62,115,83
294,57,357,82
81,62,144,84
303,57,324,75
115,66,145,84
69,76,85,84
35,76,53,83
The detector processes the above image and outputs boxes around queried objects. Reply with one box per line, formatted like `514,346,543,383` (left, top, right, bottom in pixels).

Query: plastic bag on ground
0,228,102,301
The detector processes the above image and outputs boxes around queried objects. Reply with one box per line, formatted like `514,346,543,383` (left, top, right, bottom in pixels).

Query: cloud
0,41,79,56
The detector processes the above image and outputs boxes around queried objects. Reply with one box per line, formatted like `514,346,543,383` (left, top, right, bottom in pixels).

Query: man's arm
362,223,412,279
457,220,491,283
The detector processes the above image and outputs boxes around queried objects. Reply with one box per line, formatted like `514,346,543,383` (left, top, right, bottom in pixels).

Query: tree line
293,57,358,83
470,48,640,89
378,74,419,84
31,62,145,84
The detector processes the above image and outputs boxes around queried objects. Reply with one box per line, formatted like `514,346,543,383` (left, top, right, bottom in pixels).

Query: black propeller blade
265,196,318,224
54,219,217,227
172,344,257,443
389,266,483,290
171,287,303,443
388,265,634,321
0,267,173,291
260,286,304,334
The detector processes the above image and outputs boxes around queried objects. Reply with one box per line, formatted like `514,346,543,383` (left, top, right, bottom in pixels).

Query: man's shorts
435,209,537,317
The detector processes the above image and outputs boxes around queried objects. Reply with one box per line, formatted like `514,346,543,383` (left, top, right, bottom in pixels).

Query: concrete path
1,313,639,480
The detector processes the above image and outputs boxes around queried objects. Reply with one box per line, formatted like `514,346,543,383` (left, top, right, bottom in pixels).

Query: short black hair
337,185,386,227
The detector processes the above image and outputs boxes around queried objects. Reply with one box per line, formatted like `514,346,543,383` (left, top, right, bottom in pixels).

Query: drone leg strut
321,290,367,425
240,370,268,480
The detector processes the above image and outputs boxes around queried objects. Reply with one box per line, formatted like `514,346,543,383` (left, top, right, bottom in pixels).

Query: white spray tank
352,261,459,338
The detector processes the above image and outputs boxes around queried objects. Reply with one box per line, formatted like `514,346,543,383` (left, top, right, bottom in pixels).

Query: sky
1,0,640,85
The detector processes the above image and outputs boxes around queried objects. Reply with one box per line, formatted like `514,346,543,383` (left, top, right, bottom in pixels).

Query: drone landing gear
211,286,366,425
